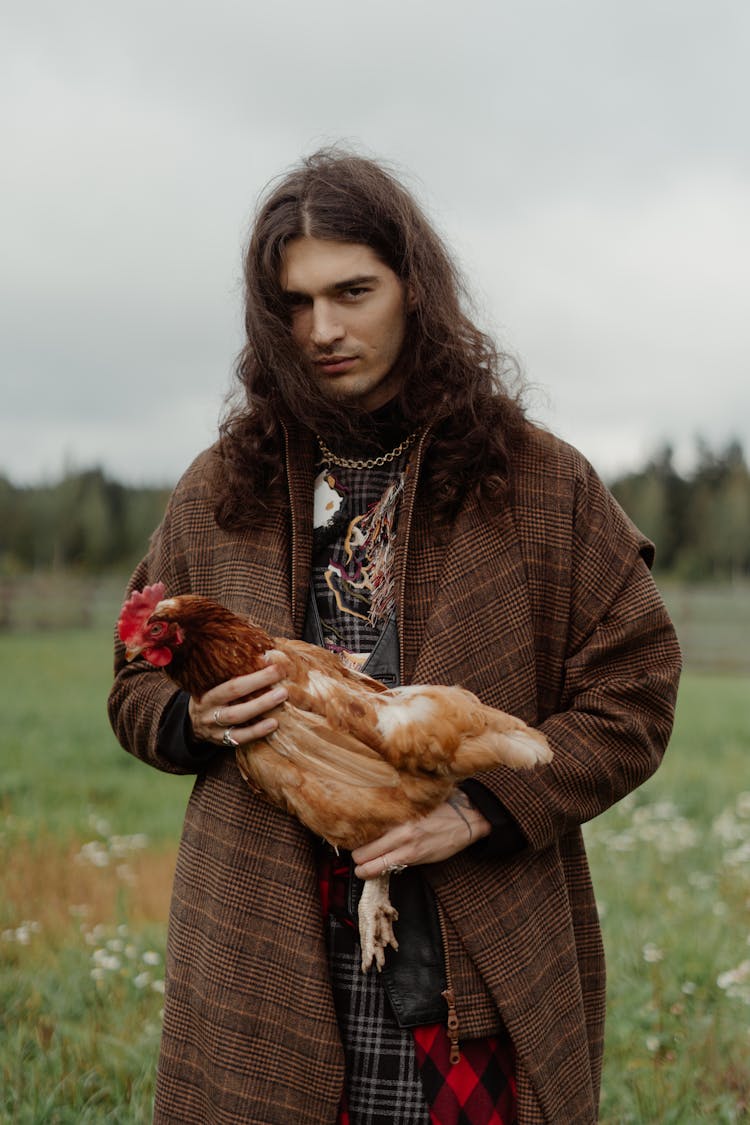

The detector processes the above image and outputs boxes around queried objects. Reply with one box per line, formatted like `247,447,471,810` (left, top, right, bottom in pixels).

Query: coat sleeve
107,462,215,775
476,456,682,851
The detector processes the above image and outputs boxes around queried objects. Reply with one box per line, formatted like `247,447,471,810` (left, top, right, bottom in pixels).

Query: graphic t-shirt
311,452,410,670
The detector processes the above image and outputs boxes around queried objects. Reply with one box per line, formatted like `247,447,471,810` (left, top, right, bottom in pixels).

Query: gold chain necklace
316,427,422,469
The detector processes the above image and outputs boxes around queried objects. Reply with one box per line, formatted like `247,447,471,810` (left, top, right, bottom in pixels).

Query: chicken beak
124,644,144,662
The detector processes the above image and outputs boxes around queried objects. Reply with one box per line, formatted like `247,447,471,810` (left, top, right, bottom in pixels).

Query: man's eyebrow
331,274,380,291
281,274,381,295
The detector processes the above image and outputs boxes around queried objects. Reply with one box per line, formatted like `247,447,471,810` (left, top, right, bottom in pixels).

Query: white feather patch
375,690,436,740
306,669,336,701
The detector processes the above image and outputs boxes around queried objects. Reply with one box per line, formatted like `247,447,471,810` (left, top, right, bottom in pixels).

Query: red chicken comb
117,582,167,644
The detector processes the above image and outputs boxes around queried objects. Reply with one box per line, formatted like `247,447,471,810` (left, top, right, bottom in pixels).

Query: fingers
352,824,411,867
189,665,288,746
205,665,285,707
352,801,492,879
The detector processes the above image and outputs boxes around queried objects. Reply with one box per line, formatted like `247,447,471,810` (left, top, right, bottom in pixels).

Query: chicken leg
358,873,399,971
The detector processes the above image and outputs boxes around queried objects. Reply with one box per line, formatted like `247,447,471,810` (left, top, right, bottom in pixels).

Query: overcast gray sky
3,0,748,486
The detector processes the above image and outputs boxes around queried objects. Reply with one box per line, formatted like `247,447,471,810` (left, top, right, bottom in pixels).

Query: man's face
280,237,411,412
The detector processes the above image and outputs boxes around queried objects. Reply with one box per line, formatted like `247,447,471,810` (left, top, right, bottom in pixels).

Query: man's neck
323,396,411,458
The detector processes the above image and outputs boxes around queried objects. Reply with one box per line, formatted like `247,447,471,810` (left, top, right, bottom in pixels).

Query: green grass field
1,591,749,1122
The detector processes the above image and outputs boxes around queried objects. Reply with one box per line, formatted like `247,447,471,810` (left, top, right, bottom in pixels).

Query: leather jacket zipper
436,899,461,1065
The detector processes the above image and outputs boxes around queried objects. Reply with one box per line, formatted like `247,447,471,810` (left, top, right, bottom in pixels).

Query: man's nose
310,301,345,348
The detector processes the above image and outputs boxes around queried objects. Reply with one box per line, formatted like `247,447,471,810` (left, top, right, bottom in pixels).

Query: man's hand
188,665,288,747
352,791,492,879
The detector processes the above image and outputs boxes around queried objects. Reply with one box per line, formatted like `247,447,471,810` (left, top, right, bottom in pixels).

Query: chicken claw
358,874,399,972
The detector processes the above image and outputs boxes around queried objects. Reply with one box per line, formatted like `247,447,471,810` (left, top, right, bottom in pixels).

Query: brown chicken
118,583,552,969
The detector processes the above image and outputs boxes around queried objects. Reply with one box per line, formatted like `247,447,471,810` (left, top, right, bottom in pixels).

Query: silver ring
214,708,231,727
222,728,239,748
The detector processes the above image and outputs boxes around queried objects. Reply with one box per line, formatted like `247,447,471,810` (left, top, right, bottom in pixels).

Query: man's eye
342,287,369,300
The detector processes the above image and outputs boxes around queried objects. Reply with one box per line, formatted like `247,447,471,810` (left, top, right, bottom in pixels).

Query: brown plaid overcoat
109,420,681,1124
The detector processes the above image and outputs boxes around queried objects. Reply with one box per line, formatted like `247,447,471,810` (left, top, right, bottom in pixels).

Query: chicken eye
149,622,165,637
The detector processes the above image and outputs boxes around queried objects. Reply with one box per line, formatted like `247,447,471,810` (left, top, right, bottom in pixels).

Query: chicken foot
358,873,399,972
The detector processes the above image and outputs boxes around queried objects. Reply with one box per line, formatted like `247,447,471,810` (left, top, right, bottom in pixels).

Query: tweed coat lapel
205,426,316,638
398,481,539,726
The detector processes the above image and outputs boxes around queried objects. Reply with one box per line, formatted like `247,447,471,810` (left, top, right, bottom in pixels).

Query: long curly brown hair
214,148,528,527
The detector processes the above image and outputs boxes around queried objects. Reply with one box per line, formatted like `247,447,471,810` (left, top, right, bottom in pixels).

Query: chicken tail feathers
452,721,552,775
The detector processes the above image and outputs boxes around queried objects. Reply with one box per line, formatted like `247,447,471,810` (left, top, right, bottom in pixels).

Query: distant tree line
1,440,749,580
0,468,171,574
610,439,750,580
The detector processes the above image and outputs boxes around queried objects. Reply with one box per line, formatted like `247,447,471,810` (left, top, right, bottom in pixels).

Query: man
109,149,681,1124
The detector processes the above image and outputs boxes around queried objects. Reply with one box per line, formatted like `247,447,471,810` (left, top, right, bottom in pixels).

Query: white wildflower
151,979,165,994
652,800,679,820
642,943,664,964
625,802,698,856
142,950,161,966
92,949,121,971
607,833,635,852
77,841,110,867
110,834,148,857
717,960,750,1002
133,972,151,989
688,872,713,891
645,1035,660,1052
88,814,111,836
723,842,750,868
1,920,41,944
735,792,750,818
713,809,746,845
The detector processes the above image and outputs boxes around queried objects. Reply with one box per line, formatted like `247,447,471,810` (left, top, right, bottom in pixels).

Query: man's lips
314,355,358,374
